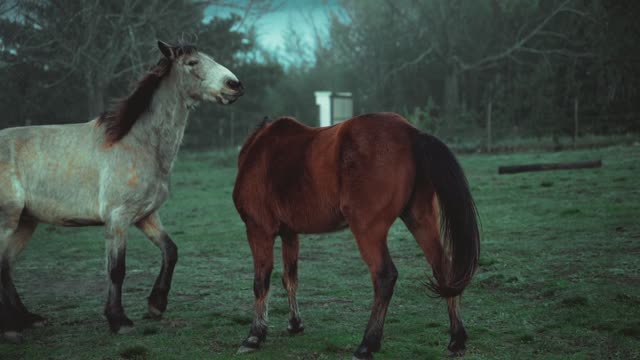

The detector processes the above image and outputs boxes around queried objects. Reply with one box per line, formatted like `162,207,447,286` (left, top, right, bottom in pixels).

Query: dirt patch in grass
560,295,589,307
142,327,159,336
559,208,581,216
324,342,353,355
119,345,149,359
518,333,535,343
229,315,252,326
479,256,499,267
619,326,640,339
614,293,640,305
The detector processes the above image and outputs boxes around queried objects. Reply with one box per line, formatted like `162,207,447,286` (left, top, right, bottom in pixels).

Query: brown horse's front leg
136,214,178,318
104,221,133,333
238,224,275,353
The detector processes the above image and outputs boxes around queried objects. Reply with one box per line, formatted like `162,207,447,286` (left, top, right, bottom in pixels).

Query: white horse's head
158,40,244,105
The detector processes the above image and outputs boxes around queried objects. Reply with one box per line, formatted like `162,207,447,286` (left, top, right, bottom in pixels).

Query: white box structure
314,91,353,127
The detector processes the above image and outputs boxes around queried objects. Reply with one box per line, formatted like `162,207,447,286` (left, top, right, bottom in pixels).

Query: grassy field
1,144,639,360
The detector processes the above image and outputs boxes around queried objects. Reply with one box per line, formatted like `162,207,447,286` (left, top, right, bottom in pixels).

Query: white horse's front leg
135,212,178,318
103,214,133,334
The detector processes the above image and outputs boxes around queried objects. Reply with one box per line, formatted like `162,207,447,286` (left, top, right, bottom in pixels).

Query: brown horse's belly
281,206,347,234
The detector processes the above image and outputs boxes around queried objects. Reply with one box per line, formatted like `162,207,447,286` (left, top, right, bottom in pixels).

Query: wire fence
184,109,266,150
2,102,637,153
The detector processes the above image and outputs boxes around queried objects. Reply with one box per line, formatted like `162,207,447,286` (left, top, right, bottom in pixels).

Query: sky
205,0,343,63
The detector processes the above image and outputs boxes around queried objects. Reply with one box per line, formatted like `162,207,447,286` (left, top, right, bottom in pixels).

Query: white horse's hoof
3,331,24,343
32,319,48,328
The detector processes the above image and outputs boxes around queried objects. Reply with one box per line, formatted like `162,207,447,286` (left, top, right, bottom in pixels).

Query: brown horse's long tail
414,133,480,298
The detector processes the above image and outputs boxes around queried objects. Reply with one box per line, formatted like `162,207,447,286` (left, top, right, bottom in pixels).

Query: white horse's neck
130,76,195,175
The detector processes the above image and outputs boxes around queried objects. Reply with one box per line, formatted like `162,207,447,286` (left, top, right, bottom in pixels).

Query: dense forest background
1,0,638,149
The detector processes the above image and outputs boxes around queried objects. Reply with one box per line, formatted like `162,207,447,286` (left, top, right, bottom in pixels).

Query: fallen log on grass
498,160,602,174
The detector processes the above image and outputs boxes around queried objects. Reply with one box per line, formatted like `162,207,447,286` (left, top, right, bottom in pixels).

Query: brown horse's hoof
447,342,466,357
3,331,24,344
236,345,258,354
447,349,466,357
353,347,374,360
106,312,134,334
117,324,135,335
447,327,467,356
237,336,262,354
145,304,163,319
287,318,304,335
147,290,168,317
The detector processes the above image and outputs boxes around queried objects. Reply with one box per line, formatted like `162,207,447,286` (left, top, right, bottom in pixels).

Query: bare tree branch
383,47,434,82
456,0,590,73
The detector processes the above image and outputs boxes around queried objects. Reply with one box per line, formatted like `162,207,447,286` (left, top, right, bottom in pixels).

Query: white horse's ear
157,40,174,59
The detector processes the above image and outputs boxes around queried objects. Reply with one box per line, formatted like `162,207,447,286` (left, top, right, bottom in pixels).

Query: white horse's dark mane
98,44,197,144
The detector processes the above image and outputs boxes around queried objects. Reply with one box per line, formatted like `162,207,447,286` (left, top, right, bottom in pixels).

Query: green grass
2,144,640,359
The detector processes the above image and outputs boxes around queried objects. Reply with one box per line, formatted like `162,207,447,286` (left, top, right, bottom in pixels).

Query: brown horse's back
234,113,418,235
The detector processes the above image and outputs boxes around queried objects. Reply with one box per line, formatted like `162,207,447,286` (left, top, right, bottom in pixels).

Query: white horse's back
0,121,104,225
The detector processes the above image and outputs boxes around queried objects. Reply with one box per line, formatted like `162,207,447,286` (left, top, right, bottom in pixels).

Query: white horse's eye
186,60,199,66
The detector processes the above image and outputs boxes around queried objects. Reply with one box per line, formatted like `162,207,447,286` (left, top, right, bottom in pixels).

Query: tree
0,0,289,149
3,0,209,117
0,0,280,120
276,0,618,141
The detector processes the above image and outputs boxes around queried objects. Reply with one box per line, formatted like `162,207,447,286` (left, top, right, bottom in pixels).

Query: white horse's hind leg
0,207,41,342
0,178,22,340
3,218,43,323
6,217,38,261
103,212,134,334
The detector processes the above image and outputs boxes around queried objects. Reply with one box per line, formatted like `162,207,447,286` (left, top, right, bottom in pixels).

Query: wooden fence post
219,117,224,148
487,101,492,153
573,97,579,147
230,111,235,148
498,160,601,174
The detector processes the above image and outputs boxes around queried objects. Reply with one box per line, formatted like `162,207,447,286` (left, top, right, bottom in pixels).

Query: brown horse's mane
97,44,198,144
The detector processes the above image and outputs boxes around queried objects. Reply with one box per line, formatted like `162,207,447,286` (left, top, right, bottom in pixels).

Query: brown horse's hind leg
136,213,177,319
446,296,467,356
348,221,398,360
281,231,303,334
0,215,41,343
402,190,468,356
238,222,275,353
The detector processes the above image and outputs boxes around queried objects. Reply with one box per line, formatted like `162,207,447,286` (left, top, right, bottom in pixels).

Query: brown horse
233,113,480,359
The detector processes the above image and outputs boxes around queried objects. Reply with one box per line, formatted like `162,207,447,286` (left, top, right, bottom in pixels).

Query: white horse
0,41,243,342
